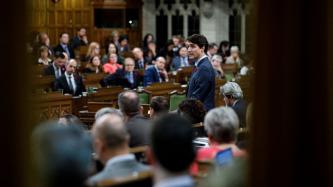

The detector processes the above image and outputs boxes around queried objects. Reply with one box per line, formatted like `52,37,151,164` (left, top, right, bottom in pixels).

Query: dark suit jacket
102,69,142,89
54,74,86,96
70,36,87,50
143,66,164,86
126,115,151,147
43,64,65,78
187,56,215,111
134,58,149,70
232,99,247,128
53,44,75,59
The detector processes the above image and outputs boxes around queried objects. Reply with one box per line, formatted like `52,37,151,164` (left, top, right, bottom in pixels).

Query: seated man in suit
54,32,75,59
143,56,168,86
102,57,142,89
87,113,150,186
71,27,88,50
43,51,66,78
171,45,190,71
132,47,149,70
54,59,86,96
220,82,247,128
149,114,196,187
118,90,151,147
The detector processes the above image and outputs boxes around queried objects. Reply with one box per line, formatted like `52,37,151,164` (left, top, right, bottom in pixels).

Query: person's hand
82,36,88,44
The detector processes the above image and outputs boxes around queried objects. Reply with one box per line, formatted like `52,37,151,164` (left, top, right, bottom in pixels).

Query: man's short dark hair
178,99,206,124
151,114,195,173
54,51,65,59
59,32,68,38
32,124,92,187
150,96,169,115
187,34,209,53
118,90,140,117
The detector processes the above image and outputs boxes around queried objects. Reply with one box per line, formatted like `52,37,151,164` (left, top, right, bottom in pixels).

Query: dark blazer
126,115,151,147
232,99,247,128
187,56,215,111
43,64,65,78
54,74,86,96
143,66,164,86
134,57,149,70
53,44,75,59
70,36,87,50
171,56,189,70
102,69,142,89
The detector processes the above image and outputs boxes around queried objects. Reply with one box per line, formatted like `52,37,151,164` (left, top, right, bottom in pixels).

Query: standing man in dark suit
102,57,143,89
54,59,86,96
43,51,66,78
186,34,215,111
70,28,88,50
54,32,75,59
143,56,168,86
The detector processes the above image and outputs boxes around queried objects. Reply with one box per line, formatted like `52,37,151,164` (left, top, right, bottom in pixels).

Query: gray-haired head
230,46,239,53
204,106,239,143
220,82,243,99
94,107,123,121
211,54,223,62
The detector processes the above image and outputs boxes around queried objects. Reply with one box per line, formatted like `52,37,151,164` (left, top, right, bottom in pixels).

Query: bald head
92,114,128,149
117,90,140,117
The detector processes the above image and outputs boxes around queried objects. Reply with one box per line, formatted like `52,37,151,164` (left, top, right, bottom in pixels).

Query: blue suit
143,66,163,86
187,56,215,111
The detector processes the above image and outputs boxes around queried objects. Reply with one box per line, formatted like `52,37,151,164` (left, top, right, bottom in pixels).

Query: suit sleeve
143,68,154,86
189,67,212,101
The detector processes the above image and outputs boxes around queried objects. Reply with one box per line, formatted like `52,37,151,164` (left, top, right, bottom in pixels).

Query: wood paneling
30,0,142,50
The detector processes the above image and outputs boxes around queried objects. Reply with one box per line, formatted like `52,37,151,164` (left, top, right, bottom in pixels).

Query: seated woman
101,42,124,65
85,42,100,62
83,55,103,74
211,54,225,79
191,107,246,174
37,45,52,66
103,53,122,74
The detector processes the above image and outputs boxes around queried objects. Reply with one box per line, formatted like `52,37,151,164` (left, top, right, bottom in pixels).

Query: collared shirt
194,55,208,67
180,57,189,67
154,66,162,82
53,63,62,78
65,72,76,93
154,175,194,187
105,154,136,169
125,71,134,84
61,43,70,57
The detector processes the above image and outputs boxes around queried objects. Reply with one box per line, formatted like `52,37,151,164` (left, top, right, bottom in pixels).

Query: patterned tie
64,45,70,57
68,75,75,94
126,72,134,84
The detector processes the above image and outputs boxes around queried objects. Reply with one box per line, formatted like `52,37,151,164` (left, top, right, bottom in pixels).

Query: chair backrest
169,91,186,111
83,73,105,90
88,86,123,104
137,90,151,105
87,101,114,112
96,171,153,187
222,63,238,74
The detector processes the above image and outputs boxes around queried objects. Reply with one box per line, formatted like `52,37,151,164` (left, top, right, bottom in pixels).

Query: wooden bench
34,91,73,122
145,82,184,98
87,86,124,104
33,75,55,92
83,73,106,90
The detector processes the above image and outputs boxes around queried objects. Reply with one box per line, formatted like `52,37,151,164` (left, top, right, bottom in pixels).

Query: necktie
68,75,75,94
55,68,59,78
139,60,144,69
64,45,70,57
126,72,134,84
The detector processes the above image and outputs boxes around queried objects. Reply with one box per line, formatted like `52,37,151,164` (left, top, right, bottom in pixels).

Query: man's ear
146,147,156,165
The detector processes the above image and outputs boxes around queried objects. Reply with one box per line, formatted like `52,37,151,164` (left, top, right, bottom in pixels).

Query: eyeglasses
125,64,135,66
